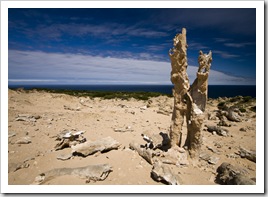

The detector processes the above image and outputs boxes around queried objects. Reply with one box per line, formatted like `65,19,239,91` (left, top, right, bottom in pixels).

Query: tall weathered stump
169,28,212,158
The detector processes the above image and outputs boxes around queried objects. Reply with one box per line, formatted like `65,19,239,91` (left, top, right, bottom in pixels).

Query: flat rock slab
8,132,16,138
129,142,153,165
199,152,219,165
9,162,29,173
71,136,120,157
15,114,41,122
33,164,112,184
57,153,73,161
151,162,181,185
15,137,31,144
239,147,256,163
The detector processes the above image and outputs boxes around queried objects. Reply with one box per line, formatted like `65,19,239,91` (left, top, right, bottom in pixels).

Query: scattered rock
54,130,86,151
206,146,221,154
8,162,30,173
8,132,16,138
156,108,171,116
199,152,211,161
33,164,112,184
72,136,120,157
151,162,181,185
217,116,231,127
226,153,240,159
225,108,241,122
113,126,134,132
239,126,254,132
205,125,229,136
63,105,81,111
57,153,73,161
141,131,170,150
118,104,129,108
129,142,153,165
238,147,256,163
15,137,31,144
208,156,219,165
199,152,219,165
140,106,147,110
15,114,40,122
239,127,247,132
216,162,255,185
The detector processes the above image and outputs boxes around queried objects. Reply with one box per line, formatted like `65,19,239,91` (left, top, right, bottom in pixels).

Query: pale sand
8,89,256,185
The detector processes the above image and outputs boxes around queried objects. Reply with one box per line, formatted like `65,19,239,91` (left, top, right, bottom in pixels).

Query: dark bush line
11,88,172,101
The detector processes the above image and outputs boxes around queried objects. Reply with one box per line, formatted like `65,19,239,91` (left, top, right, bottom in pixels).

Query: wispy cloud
213,50,240,59
8,50,254,85
213,38,232,43
11,21,169,42
224,42,255,48
188,42,209,50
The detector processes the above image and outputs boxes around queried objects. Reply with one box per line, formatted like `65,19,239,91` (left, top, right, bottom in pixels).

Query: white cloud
213,50,240,59
8,50,254,85
224,42,255,48
15,22,168,42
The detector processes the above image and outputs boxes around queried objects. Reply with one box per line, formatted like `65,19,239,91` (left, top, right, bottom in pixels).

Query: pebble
208,156,220,165
57,153,73,160
8,132,16,138
15,137,31,144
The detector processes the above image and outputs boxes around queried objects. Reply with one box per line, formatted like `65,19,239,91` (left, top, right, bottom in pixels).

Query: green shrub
250,106,256,112
217,102,226,108
239,108,246,113
243,96,252,102
21,88,170,101
230,96,241,103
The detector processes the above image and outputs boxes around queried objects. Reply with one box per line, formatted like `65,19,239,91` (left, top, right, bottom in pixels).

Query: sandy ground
8,89,256,185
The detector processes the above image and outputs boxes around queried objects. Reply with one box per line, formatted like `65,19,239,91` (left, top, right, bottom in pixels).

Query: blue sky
8,8,256,85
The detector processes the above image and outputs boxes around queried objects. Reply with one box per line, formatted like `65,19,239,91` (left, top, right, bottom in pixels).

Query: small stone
179,159,189,166
15,137,31,144
239,127,247,132
57,153,73,161
208,156,219,165
8,132,16,138
177,147,186,153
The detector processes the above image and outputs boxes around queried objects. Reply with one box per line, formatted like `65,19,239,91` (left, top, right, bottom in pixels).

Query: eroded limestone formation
169,28,212,157
169,28,190,147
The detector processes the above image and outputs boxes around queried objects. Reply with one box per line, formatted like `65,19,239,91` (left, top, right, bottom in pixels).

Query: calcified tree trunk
169,28,190,147
184,50,212,157
169,28,212,157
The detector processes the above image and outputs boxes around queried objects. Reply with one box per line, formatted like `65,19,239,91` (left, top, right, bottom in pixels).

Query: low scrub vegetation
13,88,171,101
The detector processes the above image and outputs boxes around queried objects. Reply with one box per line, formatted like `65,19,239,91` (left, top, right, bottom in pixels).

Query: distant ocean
8,84,256,99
